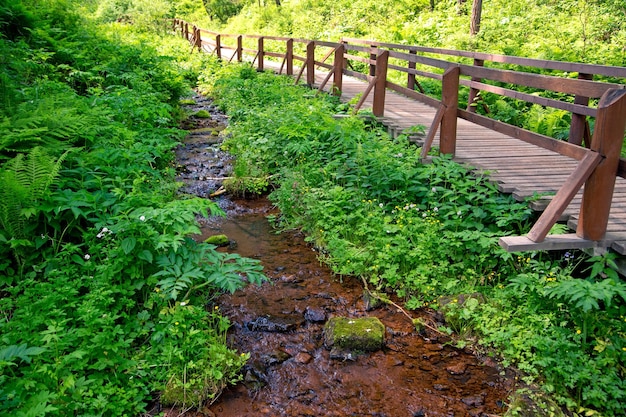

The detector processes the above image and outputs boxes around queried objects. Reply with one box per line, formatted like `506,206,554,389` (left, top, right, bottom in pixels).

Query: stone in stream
304,306,326,323
323,316,385,354
245,315,303,332
204,234,230,246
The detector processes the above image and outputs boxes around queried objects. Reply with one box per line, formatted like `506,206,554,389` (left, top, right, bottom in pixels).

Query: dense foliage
0,1,265,415
212,0,626,67
200,63,626,416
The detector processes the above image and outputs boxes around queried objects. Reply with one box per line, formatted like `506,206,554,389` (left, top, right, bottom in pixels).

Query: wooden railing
173,19,626,247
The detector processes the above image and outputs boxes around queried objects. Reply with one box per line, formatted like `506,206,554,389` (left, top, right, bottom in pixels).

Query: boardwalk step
499,234,608,252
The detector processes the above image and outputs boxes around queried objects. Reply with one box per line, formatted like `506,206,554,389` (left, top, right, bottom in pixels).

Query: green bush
0,2,266,415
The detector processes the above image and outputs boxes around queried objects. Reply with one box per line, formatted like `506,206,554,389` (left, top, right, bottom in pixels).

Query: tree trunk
470,0,483,36
430,0,435,12
275,0,281,5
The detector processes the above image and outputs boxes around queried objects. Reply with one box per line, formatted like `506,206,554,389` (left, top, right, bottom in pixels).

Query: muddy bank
173,96,517,417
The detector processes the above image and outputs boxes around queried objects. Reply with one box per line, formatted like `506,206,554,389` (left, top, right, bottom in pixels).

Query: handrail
341,37,626,79
172,19,626,246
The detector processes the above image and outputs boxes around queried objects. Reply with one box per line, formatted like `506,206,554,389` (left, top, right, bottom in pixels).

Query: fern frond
0,147,72,239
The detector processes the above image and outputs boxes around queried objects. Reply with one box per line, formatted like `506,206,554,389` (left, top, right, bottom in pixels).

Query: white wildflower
139,215,146,222
84,254,91,260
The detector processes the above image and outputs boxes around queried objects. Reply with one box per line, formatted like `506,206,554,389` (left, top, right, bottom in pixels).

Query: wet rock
204,234,230,246
446,362,468,375
294,352,313,364
323,317,385,352
261,349,291,366
505,389,568,417
245,315,303,332
433,383,449,391
304,306,326,323
461,395,485,407
363,290,383,311
243,361,267,390
193,109,211,118
329,347,357,361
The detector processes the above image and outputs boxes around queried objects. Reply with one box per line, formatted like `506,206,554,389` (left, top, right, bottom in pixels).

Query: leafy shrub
0,2,267,415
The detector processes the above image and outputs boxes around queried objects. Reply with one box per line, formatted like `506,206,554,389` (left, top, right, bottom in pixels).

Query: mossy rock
194,109,211,118
504,389,568,417
179,98,196,105
204,234,230,246
323,316,385,352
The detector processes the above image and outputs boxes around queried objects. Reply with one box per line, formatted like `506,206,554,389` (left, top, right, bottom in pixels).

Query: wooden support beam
332,44,344,96
286,38,294,75
352,76,378,114
440,65,460,155
407,50,417,91
420,104,446,158
257,37,264,71
577,89,626,240
467,58,484,113
215,34,221,59
236,35,243,62
369,46,377,77
568,73,593,146
527,151,602,242
372,50,389,117
306,41,315,86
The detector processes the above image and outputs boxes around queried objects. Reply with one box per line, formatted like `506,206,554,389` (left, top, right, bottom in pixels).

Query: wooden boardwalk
299,67,626,254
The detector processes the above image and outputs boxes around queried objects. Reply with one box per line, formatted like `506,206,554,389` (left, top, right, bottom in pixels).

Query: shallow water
197,199,513,417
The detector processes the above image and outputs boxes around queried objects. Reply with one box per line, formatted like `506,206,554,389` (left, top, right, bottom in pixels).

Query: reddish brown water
193,199,515,417
168,95,518,417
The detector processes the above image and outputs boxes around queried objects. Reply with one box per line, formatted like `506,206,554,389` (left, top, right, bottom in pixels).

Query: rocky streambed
171,95,518,417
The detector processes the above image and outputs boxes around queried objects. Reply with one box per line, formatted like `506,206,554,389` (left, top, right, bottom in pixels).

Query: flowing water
169,96,518,417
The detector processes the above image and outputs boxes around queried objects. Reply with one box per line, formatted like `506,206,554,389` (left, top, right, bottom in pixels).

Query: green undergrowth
0,1,265,415
201,63,626,416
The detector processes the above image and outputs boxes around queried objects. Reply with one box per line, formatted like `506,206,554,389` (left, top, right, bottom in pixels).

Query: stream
170,95,518,417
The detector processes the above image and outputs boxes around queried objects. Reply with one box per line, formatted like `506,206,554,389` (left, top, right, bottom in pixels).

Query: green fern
0,146,71,240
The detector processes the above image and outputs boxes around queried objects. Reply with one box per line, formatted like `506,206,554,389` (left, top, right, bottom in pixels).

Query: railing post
184,23,189,41
341,39,348,70
369,45,377,77
286,38,294,76
236,35,243,62
194,26,202,51
440,65,460,155
407,49,417,90
215,34,221,59
306,41,315,86
467,58,484,113
257,37,265,71
577,89,626,241
569,73,593,147
372,50,389,117
332,44,344,96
